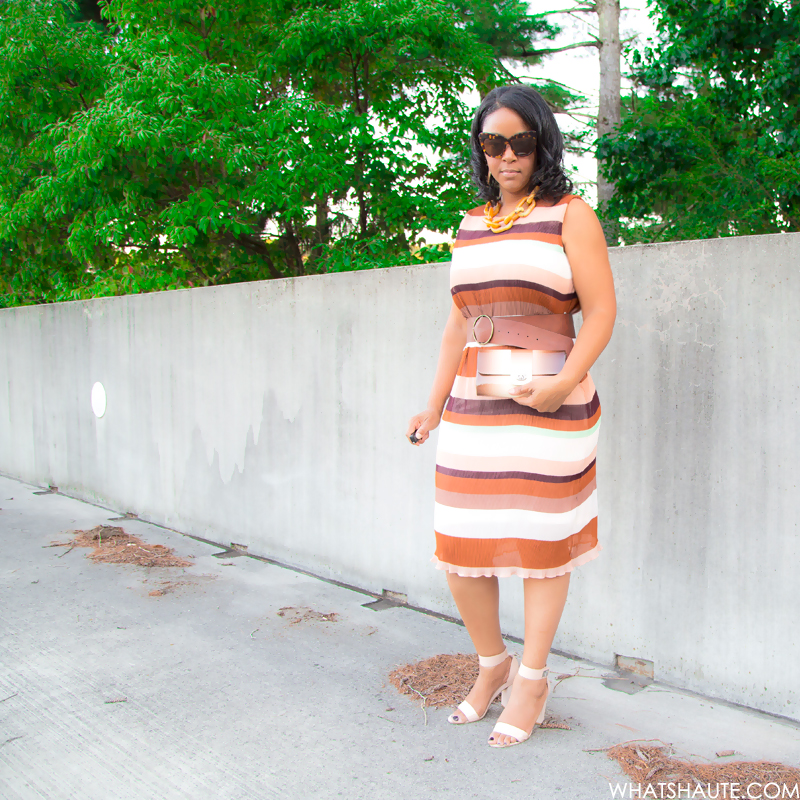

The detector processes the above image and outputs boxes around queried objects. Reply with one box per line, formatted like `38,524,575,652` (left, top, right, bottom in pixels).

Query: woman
406,84,616,748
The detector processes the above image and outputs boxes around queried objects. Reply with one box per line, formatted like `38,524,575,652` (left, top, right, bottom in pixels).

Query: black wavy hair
470,84,574,205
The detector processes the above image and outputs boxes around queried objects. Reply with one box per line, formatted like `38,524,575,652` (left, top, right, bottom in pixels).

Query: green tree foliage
596,0,800,243
0,0,563,306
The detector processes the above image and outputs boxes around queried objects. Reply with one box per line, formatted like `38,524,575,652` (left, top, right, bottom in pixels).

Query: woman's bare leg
446,573,512,722
447,573,504,654
489,573,571,745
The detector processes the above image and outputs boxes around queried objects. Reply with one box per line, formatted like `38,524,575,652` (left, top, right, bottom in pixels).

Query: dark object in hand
409,431,421,444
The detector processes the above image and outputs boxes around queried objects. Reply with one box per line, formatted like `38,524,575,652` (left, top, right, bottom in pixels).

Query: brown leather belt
471,314,575,355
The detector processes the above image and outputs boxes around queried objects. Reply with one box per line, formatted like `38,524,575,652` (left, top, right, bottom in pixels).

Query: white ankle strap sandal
488,663,550,747
447,648,519,725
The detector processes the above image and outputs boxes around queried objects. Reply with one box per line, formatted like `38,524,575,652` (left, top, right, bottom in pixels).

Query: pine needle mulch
50,525,193,568
388,653,570,728
389,653,480,709
606,742,800,799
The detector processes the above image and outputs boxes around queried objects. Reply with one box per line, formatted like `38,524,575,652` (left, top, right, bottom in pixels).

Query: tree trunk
597,0,621,245
315,194,330,246
282,219,305,276
305,194,330,272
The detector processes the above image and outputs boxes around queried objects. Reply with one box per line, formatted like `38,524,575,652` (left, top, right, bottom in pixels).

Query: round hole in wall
91,382,107,418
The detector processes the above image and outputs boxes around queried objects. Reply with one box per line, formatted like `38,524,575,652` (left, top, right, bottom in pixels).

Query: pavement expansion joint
362,597,401,612
211,548,247,559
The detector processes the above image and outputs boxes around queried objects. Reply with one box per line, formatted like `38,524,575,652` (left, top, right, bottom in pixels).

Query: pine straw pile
607,743,800,799
390,653,480,709
388,653,569,728
52,525,193,568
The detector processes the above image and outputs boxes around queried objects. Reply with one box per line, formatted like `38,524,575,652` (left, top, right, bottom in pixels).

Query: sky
517,0,661,204
419,0,661,245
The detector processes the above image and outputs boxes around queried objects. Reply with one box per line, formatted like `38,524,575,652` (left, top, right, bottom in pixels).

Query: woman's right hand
406,408,442,446
406,300,467,447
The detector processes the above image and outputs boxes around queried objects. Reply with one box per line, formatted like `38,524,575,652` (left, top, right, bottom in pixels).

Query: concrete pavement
1,474,799,800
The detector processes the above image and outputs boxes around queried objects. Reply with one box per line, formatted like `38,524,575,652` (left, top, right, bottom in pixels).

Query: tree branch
497,61,520,83
223,232,282,279
564,111,601,120
60,75,91,111
346,48,364,114
521,39,600,58
539,4,597,13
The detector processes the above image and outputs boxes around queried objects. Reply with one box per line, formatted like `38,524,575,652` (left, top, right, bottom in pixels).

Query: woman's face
481,107,537,203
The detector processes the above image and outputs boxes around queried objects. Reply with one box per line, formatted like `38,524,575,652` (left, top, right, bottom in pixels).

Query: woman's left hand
508,374,576,413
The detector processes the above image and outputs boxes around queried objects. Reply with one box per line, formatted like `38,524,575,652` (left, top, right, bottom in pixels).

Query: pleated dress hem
430,542,602,579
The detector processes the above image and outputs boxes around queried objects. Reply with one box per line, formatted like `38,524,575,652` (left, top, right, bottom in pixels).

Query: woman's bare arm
559,197,617,385
406,300,470,445
510,197,616,412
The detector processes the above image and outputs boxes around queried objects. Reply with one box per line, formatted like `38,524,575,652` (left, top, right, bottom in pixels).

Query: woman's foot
488,667,548,746
448,653,514,724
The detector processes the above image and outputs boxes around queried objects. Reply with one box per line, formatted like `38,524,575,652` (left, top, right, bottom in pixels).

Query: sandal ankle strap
518,663,549,680
478,648,509,668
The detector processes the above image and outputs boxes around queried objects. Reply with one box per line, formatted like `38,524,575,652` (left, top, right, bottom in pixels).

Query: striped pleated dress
432,194,602,578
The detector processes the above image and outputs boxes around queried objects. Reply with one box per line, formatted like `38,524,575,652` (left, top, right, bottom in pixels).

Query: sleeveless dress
432,194,602,578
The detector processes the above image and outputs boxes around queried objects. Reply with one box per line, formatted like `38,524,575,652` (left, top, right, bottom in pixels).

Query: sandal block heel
488,663,549,748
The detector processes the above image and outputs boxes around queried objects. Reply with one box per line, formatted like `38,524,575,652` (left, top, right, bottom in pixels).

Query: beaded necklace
483,189,538,233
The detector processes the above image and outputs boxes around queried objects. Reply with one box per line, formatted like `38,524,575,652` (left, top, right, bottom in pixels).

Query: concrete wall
2,232,799,719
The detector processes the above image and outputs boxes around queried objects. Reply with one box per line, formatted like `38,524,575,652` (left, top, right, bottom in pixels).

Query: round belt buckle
472,314,494,345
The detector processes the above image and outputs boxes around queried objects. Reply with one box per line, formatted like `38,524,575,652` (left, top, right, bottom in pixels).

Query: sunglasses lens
511,135,536,157
480,136,506,158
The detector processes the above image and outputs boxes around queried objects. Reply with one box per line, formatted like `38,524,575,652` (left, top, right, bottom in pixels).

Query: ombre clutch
475,348,567,399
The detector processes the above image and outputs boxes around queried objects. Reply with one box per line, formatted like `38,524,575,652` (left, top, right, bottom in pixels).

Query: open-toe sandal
488,663,549,747
447,648,519,725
